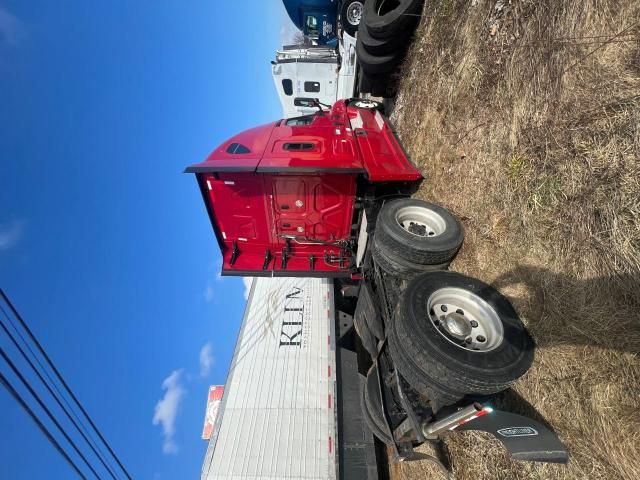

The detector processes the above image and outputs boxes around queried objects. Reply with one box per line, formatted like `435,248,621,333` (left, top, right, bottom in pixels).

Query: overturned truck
188,99,568,476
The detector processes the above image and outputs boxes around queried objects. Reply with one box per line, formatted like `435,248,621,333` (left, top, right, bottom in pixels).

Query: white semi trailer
201,277,379,480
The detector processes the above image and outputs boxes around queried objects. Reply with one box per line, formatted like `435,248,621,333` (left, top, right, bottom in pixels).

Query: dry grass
389,0,640,479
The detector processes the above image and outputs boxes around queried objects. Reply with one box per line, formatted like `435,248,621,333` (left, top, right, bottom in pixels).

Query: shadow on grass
492,266,640,355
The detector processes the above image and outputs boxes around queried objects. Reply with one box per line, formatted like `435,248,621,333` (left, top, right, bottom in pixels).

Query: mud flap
456,409,569,464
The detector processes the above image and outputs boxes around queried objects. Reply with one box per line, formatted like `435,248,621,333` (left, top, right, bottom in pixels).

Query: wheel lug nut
470,320,478,328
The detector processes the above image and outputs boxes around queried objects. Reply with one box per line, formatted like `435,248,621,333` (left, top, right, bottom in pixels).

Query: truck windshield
305,15,319,35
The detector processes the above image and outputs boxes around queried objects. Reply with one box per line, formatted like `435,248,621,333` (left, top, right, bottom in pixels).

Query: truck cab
271,42,358,118
186,99,422,278
282,0,339,46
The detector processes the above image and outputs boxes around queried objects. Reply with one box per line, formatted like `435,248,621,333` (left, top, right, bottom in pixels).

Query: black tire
364,0,423,40
372,234,449,277
358,72,374,94
388,272,535,401
341,0,365,37
357,18,415,56
357,39,404,75
363,366,394,444
359,72,391,96
376,199,464,265
370,79,392,98
354,305,378,357
360,376,393,444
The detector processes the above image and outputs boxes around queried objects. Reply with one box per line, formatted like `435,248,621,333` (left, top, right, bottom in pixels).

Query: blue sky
0,1,296,478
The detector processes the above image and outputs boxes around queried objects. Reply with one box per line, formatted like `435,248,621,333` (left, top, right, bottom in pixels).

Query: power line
0,302,98,452
0,371,88,480
0,308,119,480
0,289,133,480
0,349,101,478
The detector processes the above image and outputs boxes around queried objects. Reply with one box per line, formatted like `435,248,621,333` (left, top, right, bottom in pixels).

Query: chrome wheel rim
347,2,364,25
395,205,446,237
352,99,377,109
427,287,504,352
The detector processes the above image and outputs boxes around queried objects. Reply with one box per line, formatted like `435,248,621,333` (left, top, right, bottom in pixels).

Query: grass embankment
389,0,640,478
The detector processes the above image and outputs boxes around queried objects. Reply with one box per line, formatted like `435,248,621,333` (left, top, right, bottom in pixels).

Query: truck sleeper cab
186,99,422,278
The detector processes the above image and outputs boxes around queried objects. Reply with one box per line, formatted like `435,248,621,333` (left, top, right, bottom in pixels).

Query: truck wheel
349,98,384,112
357,17,415,56
364,0,423,40
357,40,404,75
373,234,449,277
362,366,393,444
388,272,535,401
341,0,365,37
376,199,464,265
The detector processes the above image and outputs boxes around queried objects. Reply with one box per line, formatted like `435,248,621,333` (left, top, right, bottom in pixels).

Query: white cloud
199,343,214,377
0,221,24,251
243,277,253,300
0,7,26,46
152,370,185,455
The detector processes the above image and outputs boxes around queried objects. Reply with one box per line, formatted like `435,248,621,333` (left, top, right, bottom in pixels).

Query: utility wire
0,371,88,480
0,308,119,480
0,302,100,456
0,349,101,479
0,289,133,480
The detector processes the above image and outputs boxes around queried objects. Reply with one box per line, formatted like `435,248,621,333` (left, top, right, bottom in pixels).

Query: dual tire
372,198,464,277
388,272,535,404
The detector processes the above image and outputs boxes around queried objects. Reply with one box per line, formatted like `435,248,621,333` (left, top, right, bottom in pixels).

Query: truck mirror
294,98,319,108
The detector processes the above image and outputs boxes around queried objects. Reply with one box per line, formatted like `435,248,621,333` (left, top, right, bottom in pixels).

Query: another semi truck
190,99,569,476
282,0,365,45
271,40,357,118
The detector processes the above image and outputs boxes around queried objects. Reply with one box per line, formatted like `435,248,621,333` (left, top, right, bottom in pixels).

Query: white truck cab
271,33,357,117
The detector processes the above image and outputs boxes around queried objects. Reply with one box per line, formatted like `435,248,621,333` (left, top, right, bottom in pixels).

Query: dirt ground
387,0,640,479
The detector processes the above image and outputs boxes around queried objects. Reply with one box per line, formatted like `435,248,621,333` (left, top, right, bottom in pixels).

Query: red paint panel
204,171,356,275
258,109,364,173
347,106,423,182
186,122,276,172
205,173,272,247
266,173,356,246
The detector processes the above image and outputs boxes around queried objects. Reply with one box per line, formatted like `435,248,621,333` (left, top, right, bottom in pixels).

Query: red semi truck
186,98,430,278
188,99,568,469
